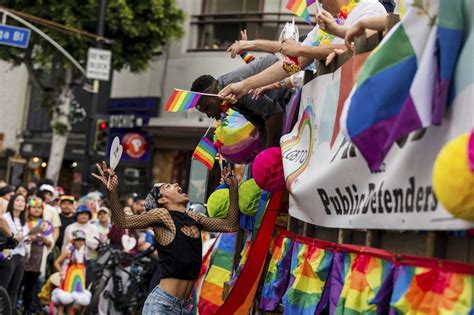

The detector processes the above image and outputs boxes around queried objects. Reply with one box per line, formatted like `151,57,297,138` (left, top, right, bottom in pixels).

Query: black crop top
155,211,203,280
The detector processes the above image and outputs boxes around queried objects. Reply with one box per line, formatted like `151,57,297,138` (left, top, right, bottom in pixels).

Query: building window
189,0,313,51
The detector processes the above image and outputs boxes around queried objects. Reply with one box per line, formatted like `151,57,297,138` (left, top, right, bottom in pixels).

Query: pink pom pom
469,129,474,173
252,147,286,192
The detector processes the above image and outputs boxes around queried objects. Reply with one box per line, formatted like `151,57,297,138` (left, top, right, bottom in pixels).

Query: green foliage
0,0,185,74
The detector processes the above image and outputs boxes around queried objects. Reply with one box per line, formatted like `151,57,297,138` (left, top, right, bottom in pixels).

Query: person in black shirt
191,55,291,148
56,195,76,248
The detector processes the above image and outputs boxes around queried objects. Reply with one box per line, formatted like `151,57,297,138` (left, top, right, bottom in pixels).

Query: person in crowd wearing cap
0,193,29,309
0,185,15,215
94,207,111,241
22,197,55,314
39,184,62,243
93,162,239,315
61,204,99,286
53,230,91,315
56,195,76,249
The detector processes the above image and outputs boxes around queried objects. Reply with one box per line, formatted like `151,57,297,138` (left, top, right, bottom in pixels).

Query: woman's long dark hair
6,193,26,225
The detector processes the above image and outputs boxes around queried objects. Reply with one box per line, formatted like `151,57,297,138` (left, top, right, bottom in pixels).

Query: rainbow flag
193,137,217,170
334,254,393,314
260,233,294,311
165,89,202,112
281,239,333,314
286,0,311,24
341,0,466,171
230,232,252,286
199,233,237,315
390,265,474,315
240,51,255,64
61,263,86,293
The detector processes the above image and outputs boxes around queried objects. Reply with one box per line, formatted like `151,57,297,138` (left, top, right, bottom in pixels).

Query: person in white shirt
0,193,29,308
62,204,99,286
39,184,62,243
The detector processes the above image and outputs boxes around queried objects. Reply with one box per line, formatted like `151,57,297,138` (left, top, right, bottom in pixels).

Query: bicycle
85,238,158,315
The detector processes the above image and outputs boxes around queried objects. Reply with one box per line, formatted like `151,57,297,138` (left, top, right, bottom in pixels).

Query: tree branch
23,44,46,91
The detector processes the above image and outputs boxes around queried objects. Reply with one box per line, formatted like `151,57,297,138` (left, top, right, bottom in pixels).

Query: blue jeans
143,286,192,315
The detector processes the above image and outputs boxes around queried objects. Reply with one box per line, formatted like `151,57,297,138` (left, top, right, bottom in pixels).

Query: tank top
155,211,202,280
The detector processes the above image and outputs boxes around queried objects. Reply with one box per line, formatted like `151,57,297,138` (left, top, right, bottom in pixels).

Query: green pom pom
207,188,229,218
238,179,262,216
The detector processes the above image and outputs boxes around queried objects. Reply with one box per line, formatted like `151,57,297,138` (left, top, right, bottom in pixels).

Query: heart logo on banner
110,137,123,170
281,106,315,190
121,234,136,252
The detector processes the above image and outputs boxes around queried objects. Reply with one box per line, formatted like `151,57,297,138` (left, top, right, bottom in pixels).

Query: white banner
281,67,473,230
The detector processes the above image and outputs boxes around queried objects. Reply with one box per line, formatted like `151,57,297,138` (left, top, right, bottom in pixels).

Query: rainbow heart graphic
281,106,315,190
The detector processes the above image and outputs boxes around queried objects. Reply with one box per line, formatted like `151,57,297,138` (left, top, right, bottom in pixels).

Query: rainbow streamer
282,240,334,314
199,233,237,315
239,51,255,64
260,233,294,311
61,263,86,293
230,232,252,286
286,0,311,24
193,137,217,170
334,254,393,314
165,89,202,112
390,265,474,315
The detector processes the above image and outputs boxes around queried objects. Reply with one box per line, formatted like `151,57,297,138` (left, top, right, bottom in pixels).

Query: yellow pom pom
433,133,474,221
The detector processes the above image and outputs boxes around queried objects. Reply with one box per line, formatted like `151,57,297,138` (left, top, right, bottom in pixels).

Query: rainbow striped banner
165,89,202,112
199,233,237,315
282,239,334,314
239,51,255,64
286,0,311,24
390,265,474,314
193,137,217,170
334,254,393,314
260,232,294,311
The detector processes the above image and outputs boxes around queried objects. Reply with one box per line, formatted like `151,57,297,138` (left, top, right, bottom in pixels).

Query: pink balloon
252,147,286,192
468,129,474,173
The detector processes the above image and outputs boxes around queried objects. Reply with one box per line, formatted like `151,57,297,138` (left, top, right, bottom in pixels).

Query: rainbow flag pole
165,89,220,112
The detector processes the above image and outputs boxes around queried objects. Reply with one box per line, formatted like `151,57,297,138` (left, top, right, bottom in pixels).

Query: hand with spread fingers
92,161,118,192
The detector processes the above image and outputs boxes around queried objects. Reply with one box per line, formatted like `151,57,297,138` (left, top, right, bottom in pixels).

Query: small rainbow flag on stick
240,51,255,64
165,89,220,112
193,137,217,170
286,0,311,24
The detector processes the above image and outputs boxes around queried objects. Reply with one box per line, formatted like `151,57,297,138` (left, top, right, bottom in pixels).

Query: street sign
0,24,30,48
86,47,112,81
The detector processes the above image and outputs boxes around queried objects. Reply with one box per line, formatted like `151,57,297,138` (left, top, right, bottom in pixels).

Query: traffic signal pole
81,0,107,194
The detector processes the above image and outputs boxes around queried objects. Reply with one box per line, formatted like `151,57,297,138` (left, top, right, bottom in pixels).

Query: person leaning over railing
220,0,387,101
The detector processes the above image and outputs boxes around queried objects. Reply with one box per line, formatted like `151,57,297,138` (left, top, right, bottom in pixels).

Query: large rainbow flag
389,265,474,314
334,254,394,314
281,238,334,314
165,89,202,112
260,231,294,311
198,233,237,315
341,0,467,171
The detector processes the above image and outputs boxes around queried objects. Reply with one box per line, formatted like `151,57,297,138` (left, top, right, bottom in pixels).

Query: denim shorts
142,286,193,315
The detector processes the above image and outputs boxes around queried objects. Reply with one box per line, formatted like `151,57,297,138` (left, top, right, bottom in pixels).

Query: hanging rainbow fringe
281,238,334,314
390,265,474,314
229,232,253,286
198,233,237,315
334,254,394,314
260,231,294,311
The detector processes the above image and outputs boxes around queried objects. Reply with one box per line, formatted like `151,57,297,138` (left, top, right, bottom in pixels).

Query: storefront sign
122,132,147,159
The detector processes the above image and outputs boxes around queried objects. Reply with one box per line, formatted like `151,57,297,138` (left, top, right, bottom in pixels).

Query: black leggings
0,254,25,308
22,271,41,313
